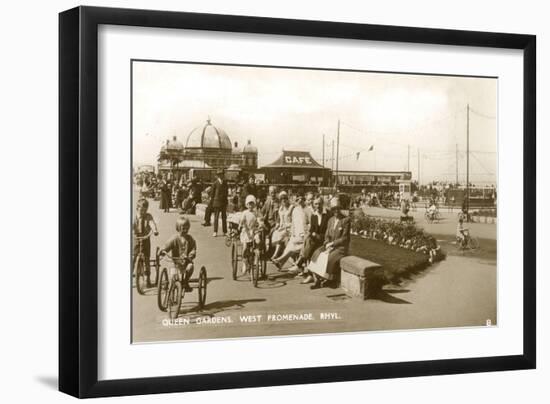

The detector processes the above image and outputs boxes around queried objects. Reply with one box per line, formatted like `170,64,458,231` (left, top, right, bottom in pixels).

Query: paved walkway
132,194,497,343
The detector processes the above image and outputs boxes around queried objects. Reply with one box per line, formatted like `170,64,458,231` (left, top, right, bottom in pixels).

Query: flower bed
349,209,445,285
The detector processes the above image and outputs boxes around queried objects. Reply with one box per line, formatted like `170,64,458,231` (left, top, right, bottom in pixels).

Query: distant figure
241,176,257,210
211,169,228,237
159,179,171,213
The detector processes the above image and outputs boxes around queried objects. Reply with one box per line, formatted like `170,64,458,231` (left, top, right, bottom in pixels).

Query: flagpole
335,119,340,186
322,133,325,167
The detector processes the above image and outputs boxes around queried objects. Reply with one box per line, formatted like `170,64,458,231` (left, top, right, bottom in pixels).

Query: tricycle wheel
198,266,207,309
251,250,260,287
231,242,238,280
134,254,146,295
157,268,169,312
167,281,183,320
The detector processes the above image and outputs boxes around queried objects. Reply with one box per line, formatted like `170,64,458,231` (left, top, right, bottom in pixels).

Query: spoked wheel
231,243,238,280
197,266,207,309
424,212,433,224
157,268,169,312
468,237,480,250
260,257,267,280
134,255,146,295
167,281,183,320
251,250,260,287
224,235,232,247
150,247,160,287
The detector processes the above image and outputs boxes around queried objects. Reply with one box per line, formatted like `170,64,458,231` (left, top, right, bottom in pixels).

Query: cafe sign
285,155,313,165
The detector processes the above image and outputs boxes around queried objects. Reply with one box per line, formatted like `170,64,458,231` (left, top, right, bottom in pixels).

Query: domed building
157,118,258,177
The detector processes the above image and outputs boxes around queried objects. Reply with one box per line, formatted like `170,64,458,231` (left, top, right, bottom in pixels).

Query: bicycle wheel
167,281,183,320
424,212,431,223
134,254,146,295
468,237,480,250
157,268,169,312
231,242,238,280
197,266,207,309
224,235,232,247
150,247,160,287
261,257,267,280
252,250,260,287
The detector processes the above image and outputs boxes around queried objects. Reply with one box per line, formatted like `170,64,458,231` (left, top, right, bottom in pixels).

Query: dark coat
311,214,351,279
243,183,257,199
302,212,328,261
261,196,279,228
309,212,329,243
324,215,351,252
211,178,228,208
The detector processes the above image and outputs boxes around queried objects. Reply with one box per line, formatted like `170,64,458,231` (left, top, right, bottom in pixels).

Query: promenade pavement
132,194,497,343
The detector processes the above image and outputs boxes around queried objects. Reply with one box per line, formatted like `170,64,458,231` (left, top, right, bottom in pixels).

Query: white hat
329,197,341,208
245,194,256,205
278,191,288,199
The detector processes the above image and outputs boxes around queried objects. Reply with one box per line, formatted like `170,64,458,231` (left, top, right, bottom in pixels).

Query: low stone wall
340,256,384,299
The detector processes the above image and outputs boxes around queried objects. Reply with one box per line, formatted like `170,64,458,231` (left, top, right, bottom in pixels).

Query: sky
132,60,497,185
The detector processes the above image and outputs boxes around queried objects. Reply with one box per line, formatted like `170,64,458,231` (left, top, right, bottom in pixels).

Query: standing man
261,185,279,231
211,169,228,237
242,175,257,209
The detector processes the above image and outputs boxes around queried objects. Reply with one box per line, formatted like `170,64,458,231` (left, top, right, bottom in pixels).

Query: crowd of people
134,168,452,292
215,172,351,290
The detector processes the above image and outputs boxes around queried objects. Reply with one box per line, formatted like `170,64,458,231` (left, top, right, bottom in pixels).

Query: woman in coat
309,196,351,289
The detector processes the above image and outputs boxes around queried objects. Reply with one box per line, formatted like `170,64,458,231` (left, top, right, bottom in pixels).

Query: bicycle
425,209,442,223
133,230,159,295
248,227,268,287
457,229,480,251
157,254,207,319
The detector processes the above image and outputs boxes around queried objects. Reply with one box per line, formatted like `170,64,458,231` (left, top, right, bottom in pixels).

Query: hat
329,197,341,208
245,195,256,205
216,169,224,176
278,191,288,199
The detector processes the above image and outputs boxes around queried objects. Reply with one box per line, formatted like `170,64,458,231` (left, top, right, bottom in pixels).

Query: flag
368,145,374,151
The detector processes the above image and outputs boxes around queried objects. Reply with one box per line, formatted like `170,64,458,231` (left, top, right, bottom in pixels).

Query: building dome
232,141,241,154
243,139,258,153
165,136,183,151
185,118,232,150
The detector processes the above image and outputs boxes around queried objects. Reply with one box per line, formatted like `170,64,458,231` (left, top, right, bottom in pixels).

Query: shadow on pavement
179,298,267,320
369,290,412,304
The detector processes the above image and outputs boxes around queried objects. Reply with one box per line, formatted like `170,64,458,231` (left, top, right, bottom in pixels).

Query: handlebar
159,254,189,263
134,229,154,241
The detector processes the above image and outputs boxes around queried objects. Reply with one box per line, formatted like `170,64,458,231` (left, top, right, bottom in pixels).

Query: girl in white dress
269,191,291,261
239,194,259,274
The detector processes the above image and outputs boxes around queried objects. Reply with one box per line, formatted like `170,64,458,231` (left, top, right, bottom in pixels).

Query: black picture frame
59,6,536,398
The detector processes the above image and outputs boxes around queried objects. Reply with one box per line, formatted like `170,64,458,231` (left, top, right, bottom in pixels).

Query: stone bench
340,256,384,299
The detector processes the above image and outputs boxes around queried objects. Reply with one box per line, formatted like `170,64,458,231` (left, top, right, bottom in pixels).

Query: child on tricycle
159,217,197,292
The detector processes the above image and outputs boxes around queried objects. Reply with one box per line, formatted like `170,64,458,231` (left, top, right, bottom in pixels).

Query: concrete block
340,256,383,299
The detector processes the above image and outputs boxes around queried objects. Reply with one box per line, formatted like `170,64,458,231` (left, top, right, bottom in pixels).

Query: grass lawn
349,236,434,285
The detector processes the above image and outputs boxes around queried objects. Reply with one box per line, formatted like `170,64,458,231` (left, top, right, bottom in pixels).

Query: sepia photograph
131,59,497,343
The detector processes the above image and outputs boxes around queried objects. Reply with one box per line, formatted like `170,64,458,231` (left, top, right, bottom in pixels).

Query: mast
322,133,325,167
335,119,340,186
417,148,420,185
331,140,334,171
466,104,470,216
455,143,459,185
